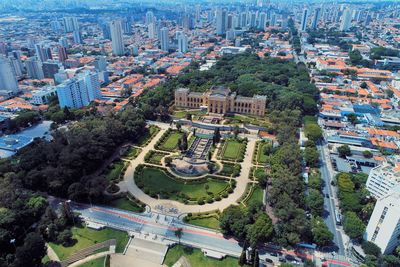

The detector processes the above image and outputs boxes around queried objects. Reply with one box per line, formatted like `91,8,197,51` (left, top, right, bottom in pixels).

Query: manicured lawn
135,167,229,201
106,161,125,181
136,125,160,147
49,227,129,261
122,146,141,160
220,162,241,177
164,245,242,267
78,256,105,267
244,186,264,205
160,132,184,151
185,215,220,230
221,139,245,161
173,110,206,120
108,196,144,213
257,142,270,164
41,255,50,264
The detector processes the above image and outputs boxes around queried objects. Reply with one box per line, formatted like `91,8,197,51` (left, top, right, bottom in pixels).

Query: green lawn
49,227,129,261
185,215,220,230
136,125,160,147
220,162,241,177
257,142,270,164
108,197,144,213
41,255,50,264
78,256,105,267
135,167,229,201
222,139,245,161
244,186,264,205
106,161,125,181
164,245,242,267
160,132,184,151
173,110,206,120
122,146,141,160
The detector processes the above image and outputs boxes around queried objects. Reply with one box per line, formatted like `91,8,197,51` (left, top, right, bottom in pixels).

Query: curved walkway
118,121,257,214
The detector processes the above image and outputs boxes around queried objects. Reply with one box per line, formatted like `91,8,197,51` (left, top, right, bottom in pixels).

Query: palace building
175,86,267,116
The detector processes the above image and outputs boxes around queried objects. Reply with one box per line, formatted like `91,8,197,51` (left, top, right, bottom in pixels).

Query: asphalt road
317,141,345,256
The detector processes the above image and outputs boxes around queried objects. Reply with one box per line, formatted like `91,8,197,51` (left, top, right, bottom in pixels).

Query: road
317,140,346,256
57,200,351,267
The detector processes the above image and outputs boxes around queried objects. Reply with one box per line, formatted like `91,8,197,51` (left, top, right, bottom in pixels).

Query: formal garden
219,162,241,177
184,211,221,230
134,165,235,204
252,140,273,165
144,150,169,165
121,146,141,160
135,125,160,147
105,160,127,182
218,138,247,162
155,128,186,151
107,193,145,213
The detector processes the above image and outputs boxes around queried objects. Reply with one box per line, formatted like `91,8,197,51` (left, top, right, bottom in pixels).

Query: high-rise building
42,60,62,79
366,164,400,199
300,8,309,32
101,24,111,40
59,37,69,48
145,11,155,25
57,46,68,62
195,5,201,23
73,30,82,44
240,12,247,28
56,72,101,109
25,57,44,80
258,12,266,29
340,8,352,31
94,56,107,72
0,56,19,94
160,27,169,52
249,12,257,28
311,7,321,29
122,20,132,34
216,8,227,35
50,20,62,33
63,17,79,33
176,31,188,53
148,23,156,39
110,20,125,56
364,185,400,254
35,44,52,62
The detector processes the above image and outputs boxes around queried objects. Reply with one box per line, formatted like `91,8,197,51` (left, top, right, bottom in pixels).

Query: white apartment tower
216,8,227,35
364,185,400,254
145,11,155,25
56,72,101,109
340,8,352,31
366,164,400,199
176,31,188,53
110,20,125,56
160,27,169,52
0,56,19,94
300,8,309,32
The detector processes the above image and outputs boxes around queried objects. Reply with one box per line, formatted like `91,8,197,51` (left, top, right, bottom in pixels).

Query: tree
213,128,221,144
304,146,319,167
239,249,247,266
207,151,212,161
311,217,333,246
337,173,355,193
362,241,381,257
176,123,182,132
220,205,249,240
362,150,373,159
57,229,73,246
174,228,183,244
178,133,188,152
337,145,351,158
306,189,324,216
360,82,368,89
14,232,46,267
233,125,240,139
346,114,358,125
165,157,172,166
253,250,260,267
343,211,366,240
246,213,273,247
304,123,322,142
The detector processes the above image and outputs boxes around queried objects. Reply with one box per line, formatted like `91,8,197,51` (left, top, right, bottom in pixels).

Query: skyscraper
216,8,227,35
311,7,321,30
0,56,19,94
73,30,82,44
25,57,44,80
56,72,101,109
300,8,309,32
148,23,156,39
160,27,169,52
57,46,68,62
63,17,79,33
176,31,188,53
145,11,155,25
364,185,400,254
340,8,352,31
110,20,125,56
35,44,52,62
258,12,266,29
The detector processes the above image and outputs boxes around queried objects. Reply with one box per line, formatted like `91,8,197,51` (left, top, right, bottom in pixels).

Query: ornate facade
175,86,266,116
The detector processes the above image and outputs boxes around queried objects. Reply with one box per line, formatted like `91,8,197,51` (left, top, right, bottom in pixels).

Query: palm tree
174,228,183,244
